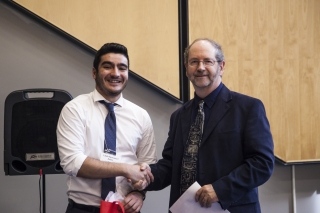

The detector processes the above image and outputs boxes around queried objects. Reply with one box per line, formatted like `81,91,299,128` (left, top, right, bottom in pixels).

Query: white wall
0,2,319,213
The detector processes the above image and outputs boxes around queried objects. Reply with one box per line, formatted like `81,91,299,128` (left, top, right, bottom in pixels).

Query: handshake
127,163,153,191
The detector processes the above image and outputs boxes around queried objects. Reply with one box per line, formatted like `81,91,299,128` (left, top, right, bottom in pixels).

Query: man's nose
110,67,120,75
197,61,206,71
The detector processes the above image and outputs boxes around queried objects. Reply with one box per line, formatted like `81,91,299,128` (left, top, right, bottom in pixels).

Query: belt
68,199,100,213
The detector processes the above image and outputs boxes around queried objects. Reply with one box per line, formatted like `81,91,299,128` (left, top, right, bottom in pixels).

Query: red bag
100,200,125,213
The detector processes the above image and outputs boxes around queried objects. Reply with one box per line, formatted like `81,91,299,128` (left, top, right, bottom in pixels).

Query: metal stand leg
43,174,46,213
292,165,296,213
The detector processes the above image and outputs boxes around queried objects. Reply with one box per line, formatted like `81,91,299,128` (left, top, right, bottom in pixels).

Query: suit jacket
147,85,274,213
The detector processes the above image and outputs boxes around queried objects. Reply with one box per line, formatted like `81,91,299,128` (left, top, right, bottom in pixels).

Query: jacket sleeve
146,110,179,191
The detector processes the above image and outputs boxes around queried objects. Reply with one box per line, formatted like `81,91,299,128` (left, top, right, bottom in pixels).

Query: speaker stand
42,174,46,213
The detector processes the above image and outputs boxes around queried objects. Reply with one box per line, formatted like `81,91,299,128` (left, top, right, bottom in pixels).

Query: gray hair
184,38,225,64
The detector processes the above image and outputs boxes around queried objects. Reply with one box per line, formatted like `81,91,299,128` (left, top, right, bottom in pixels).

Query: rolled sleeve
57,102,87,176
136,110,157,165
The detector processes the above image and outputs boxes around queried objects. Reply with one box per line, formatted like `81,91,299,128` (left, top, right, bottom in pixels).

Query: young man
57,43,156,213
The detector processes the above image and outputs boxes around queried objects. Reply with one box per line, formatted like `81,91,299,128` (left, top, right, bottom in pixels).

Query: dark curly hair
93,43,129,71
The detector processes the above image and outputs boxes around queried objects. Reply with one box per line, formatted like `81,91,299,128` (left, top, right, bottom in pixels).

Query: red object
100,200,125,213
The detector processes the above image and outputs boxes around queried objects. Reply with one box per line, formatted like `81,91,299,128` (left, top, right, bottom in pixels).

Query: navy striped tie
99,101,116,199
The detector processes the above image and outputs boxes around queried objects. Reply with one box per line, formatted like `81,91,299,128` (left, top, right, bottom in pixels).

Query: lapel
180,100,193,147
201,85,232,145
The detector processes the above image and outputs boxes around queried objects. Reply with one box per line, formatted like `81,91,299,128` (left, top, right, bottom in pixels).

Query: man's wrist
130,190,146,200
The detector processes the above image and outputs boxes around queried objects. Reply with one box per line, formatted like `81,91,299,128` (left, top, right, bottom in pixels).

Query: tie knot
99,101,114,112
198,100,204,111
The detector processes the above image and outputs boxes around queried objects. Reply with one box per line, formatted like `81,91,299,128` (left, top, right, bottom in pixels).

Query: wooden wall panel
298,0,314,59
315,3,320,59
239,61,270,115
13,0,180,99
238,0,253,61
270,60,300,162
268,0,284,61
283,0,298,60
252,0,268,61
189,0,320,163
224,1,238,62
300,59,320,161
10,0,320,163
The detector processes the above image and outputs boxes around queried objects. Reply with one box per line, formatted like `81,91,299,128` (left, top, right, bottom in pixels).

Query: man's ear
219,61,226,77
184,62,188,77
92,67,97,79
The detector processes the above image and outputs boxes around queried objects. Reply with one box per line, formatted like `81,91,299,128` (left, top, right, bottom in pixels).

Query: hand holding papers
169,182,230,213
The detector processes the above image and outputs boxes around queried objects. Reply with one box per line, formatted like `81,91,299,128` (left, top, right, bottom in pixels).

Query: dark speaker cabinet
4,89,72,175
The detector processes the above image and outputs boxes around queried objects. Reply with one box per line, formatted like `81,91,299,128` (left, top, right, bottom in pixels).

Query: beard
107,81,127,97
95,77,128,98
189,67,221,89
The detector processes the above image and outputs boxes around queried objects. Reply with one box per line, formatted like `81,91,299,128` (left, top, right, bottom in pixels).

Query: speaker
4,89,72,175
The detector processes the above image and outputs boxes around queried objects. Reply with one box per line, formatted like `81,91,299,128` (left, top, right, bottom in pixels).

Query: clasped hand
127,163,152,190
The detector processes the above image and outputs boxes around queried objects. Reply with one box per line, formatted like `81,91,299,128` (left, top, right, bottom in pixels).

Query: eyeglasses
188,59,220,67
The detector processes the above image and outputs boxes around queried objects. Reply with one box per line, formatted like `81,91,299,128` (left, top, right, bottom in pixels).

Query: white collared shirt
57,89,157,206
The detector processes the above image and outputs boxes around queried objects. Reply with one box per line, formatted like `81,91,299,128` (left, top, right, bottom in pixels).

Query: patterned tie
99,101,116,200
180,100,205,194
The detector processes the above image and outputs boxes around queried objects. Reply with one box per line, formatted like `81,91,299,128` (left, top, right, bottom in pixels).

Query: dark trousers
66,199,100,213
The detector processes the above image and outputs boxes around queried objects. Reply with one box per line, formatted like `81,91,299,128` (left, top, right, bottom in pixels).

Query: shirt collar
194,82,223,108
93,89,123,107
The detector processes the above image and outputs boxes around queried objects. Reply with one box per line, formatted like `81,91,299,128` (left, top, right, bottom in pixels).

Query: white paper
169,182,229,213
105,191,124,202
